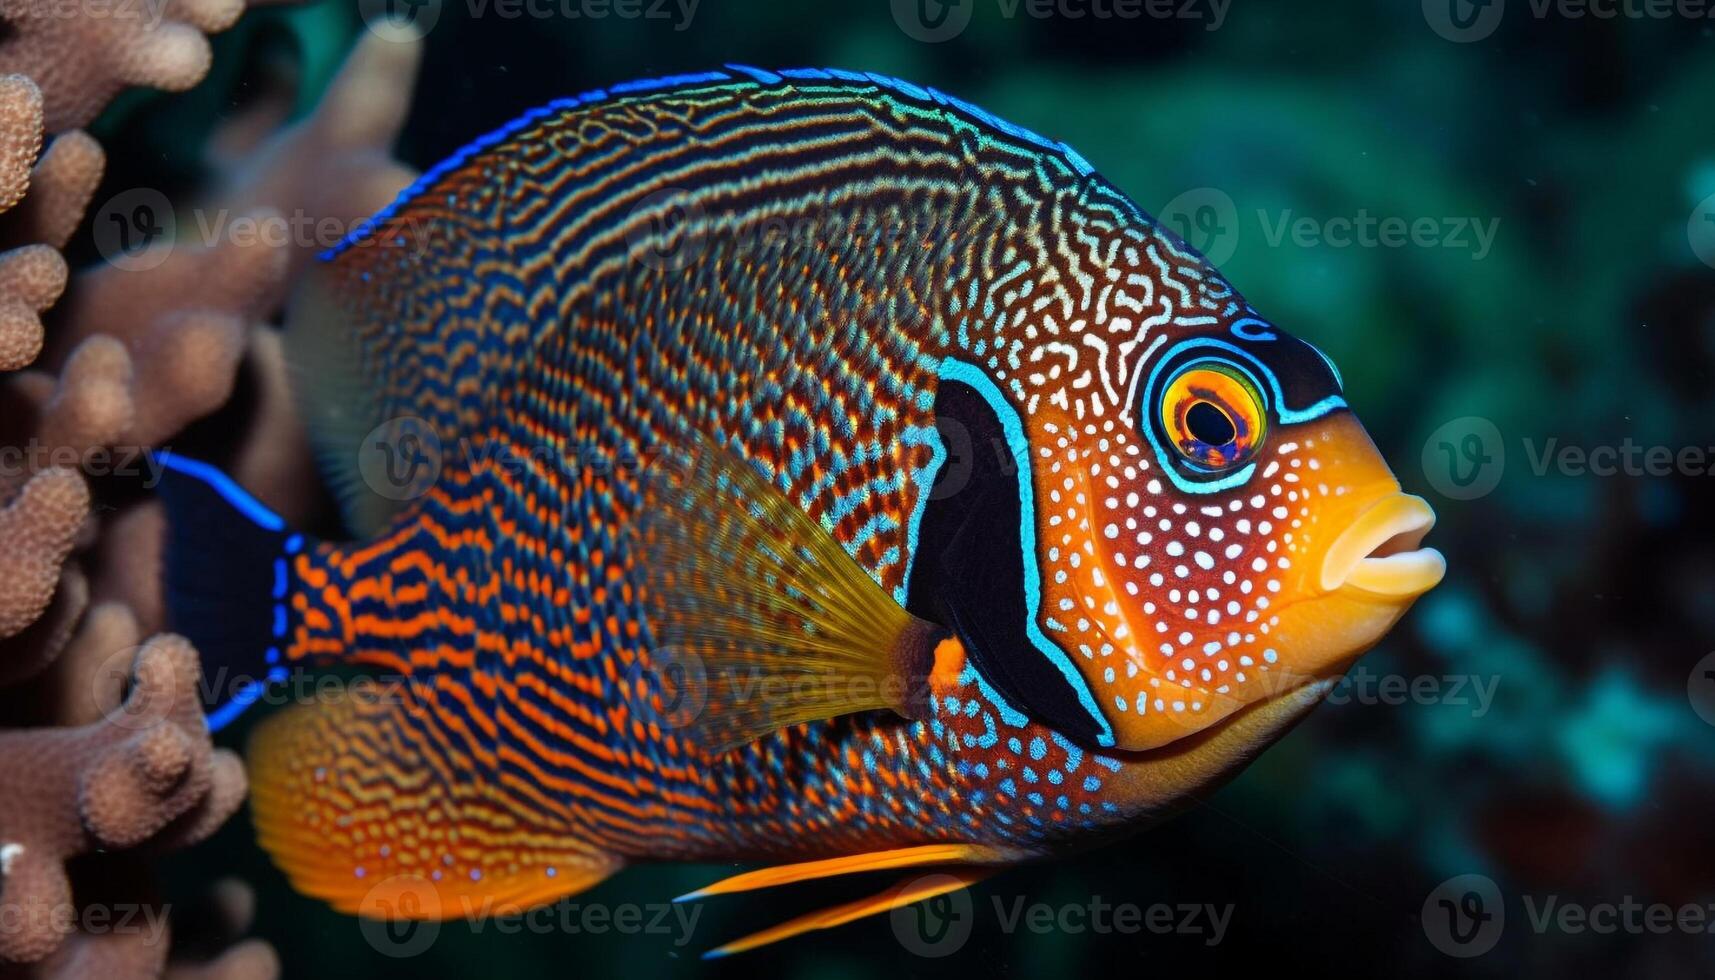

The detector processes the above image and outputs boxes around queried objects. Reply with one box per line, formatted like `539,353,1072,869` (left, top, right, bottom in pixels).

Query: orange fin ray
701,867,995,959
676,843,1016,902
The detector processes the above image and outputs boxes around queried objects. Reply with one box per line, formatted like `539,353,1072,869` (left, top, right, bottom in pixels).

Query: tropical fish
158,64,1445,957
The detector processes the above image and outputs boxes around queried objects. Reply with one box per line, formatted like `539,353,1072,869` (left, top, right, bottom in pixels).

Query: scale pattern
261,67,1322,896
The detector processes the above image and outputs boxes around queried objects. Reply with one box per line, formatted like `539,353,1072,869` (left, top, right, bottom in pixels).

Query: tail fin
155,452,307,732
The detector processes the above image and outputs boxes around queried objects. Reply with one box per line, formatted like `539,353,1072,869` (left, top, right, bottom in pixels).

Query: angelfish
157,65,1445,957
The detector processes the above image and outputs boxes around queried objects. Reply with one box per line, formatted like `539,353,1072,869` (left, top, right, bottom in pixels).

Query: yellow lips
1319,492,1446,597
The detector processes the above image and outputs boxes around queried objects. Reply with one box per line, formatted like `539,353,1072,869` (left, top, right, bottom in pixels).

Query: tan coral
86,503,166,636
0,244,66,373
0,468,88,642
48,210,289,447
0,0,246,132
0,129,104,252
0,634,246,965
0,74,101,374
0,75,41,213
209,31,424,303
0,0,318,977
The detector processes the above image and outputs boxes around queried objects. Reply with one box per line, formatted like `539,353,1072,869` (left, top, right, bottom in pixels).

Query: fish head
986,314,1444,752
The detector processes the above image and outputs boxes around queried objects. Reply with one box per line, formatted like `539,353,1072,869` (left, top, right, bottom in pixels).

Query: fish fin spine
699,866,998,958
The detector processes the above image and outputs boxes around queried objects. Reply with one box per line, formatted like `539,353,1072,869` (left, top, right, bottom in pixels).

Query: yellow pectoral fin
702,868,996,959
638,433,944,752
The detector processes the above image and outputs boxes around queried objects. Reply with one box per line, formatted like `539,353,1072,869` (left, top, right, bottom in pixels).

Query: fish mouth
1318,492,1446,598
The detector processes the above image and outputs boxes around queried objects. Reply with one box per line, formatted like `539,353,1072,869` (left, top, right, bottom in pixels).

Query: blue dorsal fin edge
318,65,1094,262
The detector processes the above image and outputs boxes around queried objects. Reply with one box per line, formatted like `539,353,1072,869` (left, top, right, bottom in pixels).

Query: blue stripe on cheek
896,422,948,607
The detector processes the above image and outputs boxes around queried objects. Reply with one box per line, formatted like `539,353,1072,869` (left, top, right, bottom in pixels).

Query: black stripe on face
904,378,1107,746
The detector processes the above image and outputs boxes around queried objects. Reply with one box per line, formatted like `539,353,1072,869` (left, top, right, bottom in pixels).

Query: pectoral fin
638,433,950,752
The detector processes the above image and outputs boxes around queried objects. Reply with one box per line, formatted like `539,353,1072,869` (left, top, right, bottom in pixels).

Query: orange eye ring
1159,361,1267,471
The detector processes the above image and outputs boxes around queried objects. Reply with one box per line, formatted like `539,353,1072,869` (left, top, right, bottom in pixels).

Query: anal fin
248,680,622,918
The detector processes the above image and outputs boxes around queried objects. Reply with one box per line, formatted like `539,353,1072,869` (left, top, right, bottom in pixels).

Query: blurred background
85,0,1715,975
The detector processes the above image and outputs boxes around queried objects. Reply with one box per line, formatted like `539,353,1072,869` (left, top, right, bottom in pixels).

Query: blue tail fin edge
154,451,305,732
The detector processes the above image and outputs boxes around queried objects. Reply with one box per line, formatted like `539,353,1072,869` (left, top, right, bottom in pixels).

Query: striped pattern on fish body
284,68,1201,865
158,65,1442,946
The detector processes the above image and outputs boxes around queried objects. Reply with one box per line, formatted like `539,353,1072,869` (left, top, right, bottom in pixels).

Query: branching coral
0,0,338,976
0,4,422,975
0,636,245,960
0,468,88,687
0,0,247,132
208,30,423,307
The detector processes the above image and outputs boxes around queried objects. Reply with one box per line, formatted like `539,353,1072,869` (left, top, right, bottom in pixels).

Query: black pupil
1186,400,1236,446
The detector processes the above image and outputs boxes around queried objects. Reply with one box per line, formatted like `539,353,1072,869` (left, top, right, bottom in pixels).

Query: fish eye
1158,360,1267,471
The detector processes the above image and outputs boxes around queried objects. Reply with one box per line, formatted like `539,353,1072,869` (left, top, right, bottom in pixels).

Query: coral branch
210,32,423,297
0,468,88,642
0,0,246,131
0,634,242,965
0,76,40,213
0,245,66,373
0,130,104,252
